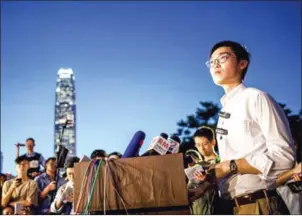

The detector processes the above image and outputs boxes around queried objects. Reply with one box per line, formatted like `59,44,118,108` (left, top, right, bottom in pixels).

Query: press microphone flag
141,133,170,156
167,135,181,154
122,131,146,158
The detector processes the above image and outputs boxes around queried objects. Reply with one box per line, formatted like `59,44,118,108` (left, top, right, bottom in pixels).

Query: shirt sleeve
50,184,65,213
39,154,46,167
2,181,11,201
245,92,295,181
28,181,39,206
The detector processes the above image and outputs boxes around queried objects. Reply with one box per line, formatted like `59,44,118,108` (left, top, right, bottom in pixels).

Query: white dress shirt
216,83,295,199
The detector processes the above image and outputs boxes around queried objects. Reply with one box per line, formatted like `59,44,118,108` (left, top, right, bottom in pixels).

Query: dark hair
64,156,80,169
108,152,122,158
193,126,215,142
26,137,35,144
0,173,7,179
210,40,251,80
90,149,107,159
45,157,56,165
15,155,29,164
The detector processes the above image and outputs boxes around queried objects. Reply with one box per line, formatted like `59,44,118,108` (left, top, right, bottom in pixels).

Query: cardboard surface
74,154,189,213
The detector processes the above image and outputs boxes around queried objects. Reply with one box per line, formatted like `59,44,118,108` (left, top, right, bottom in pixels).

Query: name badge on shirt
219,111,231,119
216,128,228,135
29,160,39,168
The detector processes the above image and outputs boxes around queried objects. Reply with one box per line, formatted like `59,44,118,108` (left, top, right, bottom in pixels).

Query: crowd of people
0,138,122,215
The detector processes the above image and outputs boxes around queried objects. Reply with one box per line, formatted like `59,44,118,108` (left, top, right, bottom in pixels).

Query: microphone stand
51,120,69,202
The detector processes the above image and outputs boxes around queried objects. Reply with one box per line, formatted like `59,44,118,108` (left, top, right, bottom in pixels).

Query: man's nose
214,60,221,68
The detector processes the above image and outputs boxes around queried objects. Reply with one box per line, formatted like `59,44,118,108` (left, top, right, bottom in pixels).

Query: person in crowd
34,157,67,214
16,137,46,179
108,152,122,160
0,173,8,214
50,157,79,215
90,149,107,160
194,40,295,214
189,126,220,215
0,174,7,187
1,156,38,214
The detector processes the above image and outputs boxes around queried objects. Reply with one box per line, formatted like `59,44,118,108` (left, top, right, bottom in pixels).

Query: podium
74,154,189,214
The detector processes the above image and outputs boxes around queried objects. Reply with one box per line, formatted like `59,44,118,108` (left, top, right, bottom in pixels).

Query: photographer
34,157,67,214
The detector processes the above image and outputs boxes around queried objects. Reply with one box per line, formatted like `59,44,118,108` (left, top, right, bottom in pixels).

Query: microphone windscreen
122,131,146,158
169,135,181,144
160,133,168,140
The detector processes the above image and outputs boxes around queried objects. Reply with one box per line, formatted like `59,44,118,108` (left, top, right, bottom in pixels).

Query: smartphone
15,178,22,186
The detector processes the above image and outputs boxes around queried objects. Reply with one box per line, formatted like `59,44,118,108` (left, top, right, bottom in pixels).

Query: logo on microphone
149,136,170,155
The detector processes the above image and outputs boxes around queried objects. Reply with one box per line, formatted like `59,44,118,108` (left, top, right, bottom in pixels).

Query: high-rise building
54,68,76,157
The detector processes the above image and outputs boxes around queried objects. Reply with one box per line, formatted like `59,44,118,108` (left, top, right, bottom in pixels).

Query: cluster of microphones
122,131,181,158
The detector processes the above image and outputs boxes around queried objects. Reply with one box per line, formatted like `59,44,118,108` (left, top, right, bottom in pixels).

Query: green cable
84,160,103,214
75,159,94,213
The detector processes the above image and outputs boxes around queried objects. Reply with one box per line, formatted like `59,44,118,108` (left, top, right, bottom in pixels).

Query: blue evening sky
1,1,301,174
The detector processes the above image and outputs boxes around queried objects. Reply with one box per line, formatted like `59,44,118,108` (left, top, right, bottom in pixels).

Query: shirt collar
220,83,246,107
26,152,36,157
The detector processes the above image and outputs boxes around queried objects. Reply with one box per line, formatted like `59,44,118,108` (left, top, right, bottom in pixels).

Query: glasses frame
205,52,236,68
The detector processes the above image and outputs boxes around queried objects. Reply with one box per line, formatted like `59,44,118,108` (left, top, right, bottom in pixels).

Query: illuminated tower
54,68,76,157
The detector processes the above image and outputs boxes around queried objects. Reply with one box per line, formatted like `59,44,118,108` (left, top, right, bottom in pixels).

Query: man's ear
211,139,216,147
239,60,248,71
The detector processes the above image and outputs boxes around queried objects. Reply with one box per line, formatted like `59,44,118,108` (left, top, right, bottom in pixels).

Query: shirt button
220,136,223,140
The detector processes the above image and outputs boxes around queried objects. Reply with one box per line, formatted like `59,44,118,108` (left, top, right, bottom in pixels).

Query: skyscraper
54,68,76,157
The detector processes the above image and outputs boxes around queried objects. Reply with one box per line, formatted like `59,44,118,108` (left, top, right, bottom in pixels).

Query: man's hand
291,163,301,182
47,181,56,192
2,206,14,215
24,197,33,207
64,192,73,203
11,178,22,190
193,170,206,182
292,163,301,175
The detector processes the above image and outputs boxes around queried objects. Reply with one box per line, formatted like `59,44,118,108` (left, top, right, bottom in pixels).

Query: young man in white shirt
195,40,295,214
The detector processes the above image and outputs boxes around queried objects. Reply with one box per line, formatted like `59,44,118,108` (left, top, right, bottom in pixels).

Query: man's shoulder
34,172,47,181
244,86,266,95
243,86,273,101
4,178,15,186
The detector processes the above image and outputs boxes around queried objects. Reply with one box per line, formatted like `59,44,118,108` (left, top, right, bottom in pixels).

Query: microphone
167,135,181,154
121,131,146,158
140,133,170,157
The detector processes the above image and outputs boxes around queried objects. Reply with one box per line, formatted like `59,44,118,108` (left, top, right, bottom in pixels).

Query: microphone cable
84,160,103,214
74,159,96,214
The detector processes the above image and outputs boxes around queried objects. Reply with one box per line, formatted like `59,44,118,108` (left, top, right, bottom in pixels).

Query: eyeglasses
205,52,235,68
